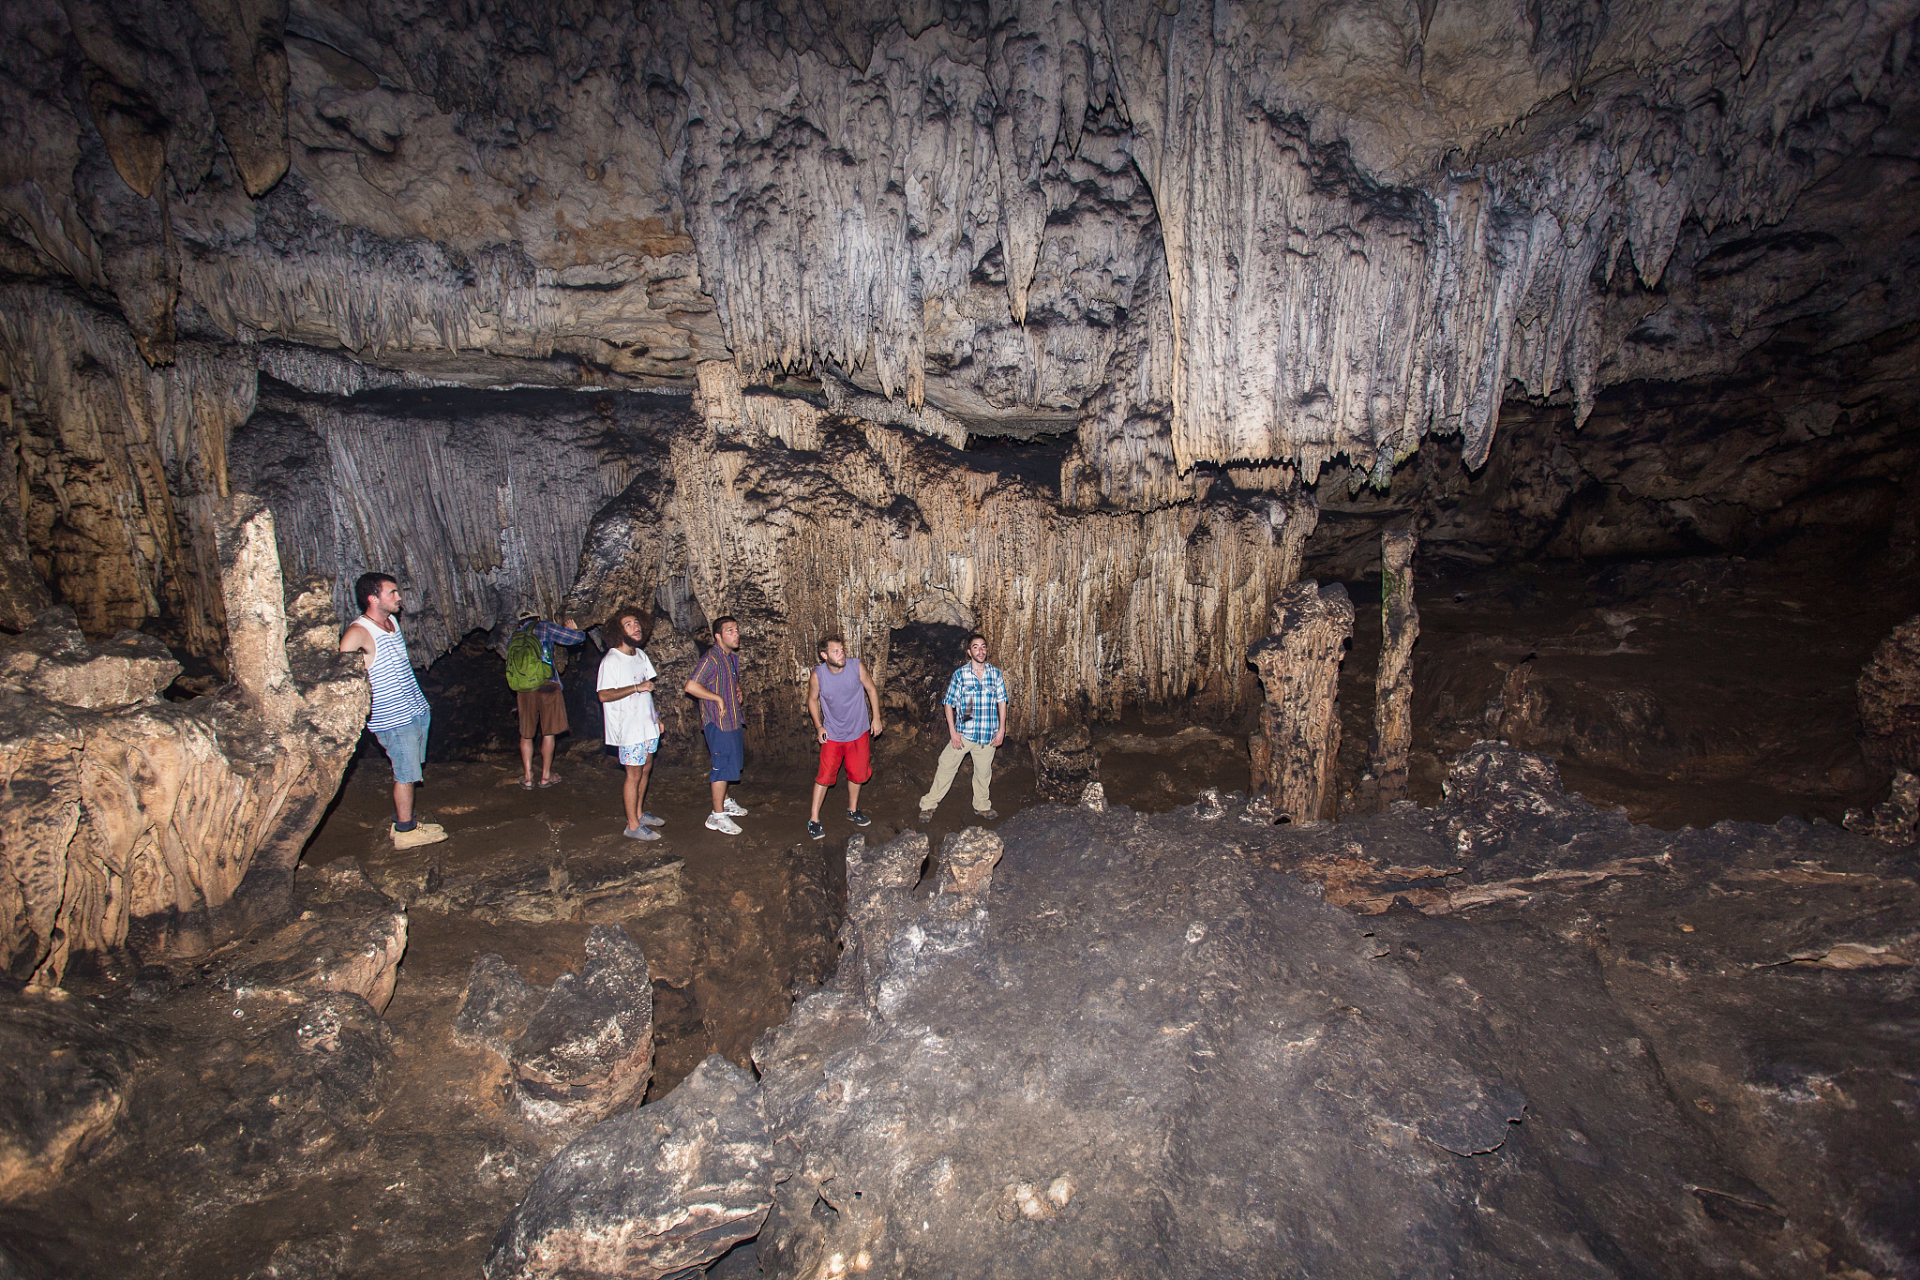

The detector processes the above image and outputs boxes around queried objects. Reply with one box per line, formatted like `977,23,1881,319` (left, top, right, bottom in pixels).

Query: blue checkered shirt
943,663,1009,744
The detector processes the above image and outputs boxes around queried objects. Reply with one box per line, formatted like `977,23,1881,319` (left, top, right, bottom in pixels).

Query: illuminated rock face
0,0,1916,677
0,502,365,986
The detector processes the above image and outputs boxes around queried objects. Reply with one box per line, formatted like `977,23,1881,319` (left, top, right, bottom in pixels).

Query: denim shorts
618,740,656,767
703,723,744,782
373,708,431,785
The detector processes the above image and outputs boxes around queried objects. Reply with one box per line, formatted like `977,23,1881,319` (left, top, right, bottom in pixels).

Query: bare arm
684,677,721,705
945,702,962,749
859,662,884,738
598,677,653,703
991,701,1007,747
338,619,372,667
807,669,826,742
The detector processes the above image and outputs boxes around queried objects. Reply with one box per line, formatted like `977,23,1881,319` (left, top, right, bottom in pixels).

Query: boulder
1846,769,1920,846
0,608,179,708
0,985,146,1199
1859,613,1920,771
485,1056,771,1280
457,925,655,1130
1031,725,1099,803
216,862,408,1015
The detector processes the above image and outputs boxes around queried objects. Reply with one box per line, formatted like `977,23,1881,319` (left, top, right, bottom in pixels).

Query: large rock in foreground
499,745,1920,1278
0,499,366,985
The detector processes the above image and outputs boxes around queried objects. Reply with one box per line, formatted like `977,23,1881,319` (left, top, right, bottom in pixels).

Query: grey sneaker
624,825,661,841
973,808,999,820
806,820,825,840
721,797,749,817
705,811,743,835
918,808,935,825
638,812,666,828
846,809,871,827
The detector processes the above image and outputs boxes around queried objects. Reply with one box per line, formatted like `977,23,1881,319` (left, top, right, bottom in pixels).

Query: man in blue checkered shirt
918,633,1010,822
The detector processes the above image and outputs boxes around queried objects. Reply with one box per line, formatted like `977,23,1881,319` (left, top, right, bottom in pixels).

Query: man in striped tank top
339,572,448,849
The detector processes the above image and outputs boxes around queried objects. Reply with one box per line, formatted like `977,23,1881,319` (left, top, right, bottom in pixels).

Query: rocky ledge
493,744,1919,1279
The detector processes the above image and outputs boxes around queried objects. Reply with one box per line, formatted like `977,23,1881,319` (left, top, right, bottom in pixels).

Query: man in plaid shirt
918,633,1009,823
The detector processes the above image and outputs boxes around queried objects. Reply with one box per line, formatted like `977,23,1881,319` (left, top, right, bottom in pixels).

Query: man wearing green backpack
508,609,586,788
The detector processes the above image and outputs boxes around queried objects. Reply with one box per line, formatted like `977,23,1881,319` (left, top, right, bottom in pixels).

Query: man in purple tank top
805,635,884,840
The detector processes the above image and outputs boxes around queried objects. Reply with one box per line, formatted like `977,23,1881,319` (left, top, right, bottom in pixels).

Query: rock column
1250,582,1354,823
1369,530,1419,805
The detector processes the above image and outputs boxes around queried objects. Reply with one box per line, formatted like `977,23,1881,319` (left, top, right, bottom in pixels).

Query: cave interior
1,0,1918,1277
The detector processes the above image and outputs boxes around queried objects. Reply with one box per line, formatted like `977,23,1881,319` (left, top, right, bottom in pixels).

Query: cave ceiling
1,0,1918,652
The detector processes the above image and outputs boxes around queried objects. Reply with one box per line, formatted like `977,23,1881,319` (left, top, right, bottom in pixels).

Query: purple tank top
816,659,869,742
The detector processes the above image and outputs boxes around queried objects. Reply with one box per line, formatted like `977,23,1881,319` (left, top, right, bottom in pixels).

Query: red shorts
815,732,873,786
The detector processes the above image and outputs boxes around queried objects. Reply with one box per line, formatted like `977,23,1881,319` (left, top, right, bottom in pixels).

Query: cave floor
20,554,1913,1278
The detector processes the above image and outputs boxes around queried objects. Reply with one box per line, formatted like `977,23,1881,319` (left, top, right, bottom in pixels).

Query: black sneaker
806,820,825,840
846,809,871,827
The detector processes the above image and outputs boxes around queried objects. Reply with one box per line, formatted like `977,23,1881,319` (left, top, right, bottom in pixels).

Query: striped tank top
353,615,431,731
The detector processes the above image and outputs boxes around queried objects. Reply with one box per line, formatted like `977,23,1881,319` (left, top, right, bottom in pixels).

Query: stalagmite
1370,530,1420,806
1250,581,1355,824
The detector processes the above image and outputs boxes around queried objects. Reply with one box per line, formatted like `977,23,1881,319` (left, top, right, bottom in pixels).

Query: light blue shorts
372,709,431,785
618,740,657,767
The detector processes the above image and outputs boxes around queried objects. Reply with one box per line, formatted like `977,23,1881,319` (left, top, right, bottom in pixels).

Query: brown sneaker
392,822,448,849
973,808,999,820
918,808,935,825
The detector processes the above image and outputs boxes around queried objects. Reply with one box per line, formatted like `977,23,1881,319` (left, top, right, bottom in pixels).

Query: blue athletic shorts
618,740,656,767
373,708,430,785
702,723,744,783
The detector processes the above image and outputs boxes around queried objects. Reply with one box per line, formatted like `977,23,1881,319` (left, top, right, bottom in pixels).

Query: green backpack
506,626,553,691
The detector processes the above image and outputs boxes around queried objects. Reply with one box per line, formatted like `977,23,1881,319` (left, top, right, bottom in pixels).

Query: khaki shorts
517,683,568,738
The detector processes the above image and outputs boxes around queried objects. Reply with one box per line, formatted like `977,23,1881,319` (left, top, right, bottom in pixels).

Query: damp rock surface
513,745,1920,1279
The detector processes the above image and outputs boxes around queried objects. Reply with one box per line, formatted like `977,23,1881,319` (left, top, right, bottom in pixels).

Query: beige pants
920,739,997,813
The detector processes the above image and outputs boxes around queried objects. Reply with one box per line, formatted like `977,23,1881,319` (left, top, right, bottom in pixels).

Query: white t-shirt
597,647,659,747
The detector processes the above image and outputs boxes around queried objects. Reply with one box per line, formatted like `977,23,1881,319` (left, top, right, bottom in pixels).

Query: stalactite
1370,530,1419,806
573,365,1317,747
231,387,663,659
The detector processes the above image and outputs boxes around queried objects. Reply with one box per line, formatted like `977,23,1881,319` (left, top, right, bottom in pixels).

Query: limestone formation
230,385,688,662
494,750,1920,1277
1846,769,1920,846
486,1055,771,1280
0,0,1911,682
1250,580,1355,822
217,860,408,1016
564,364,1318,750
1369,529,1420,805
1031,724,1100,803
0,987,145,1200
457,925,656,1131
0,502,364,986
1859,613,1920,772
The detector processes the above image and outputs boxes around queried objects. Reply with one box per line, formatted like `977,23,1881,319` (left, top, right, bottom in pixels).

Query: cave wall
0,0,1915,693
562,363,1316,744
230,382,688,660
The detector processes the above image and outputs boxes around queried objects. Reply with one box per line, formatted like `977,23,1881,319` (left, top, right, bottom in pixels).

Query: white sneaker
721,797,750,817
705,811,743,835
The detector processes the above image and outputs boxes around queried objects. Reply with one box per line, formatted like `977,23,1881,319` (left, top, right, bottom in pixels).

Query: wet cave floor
25,553,1915,1279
